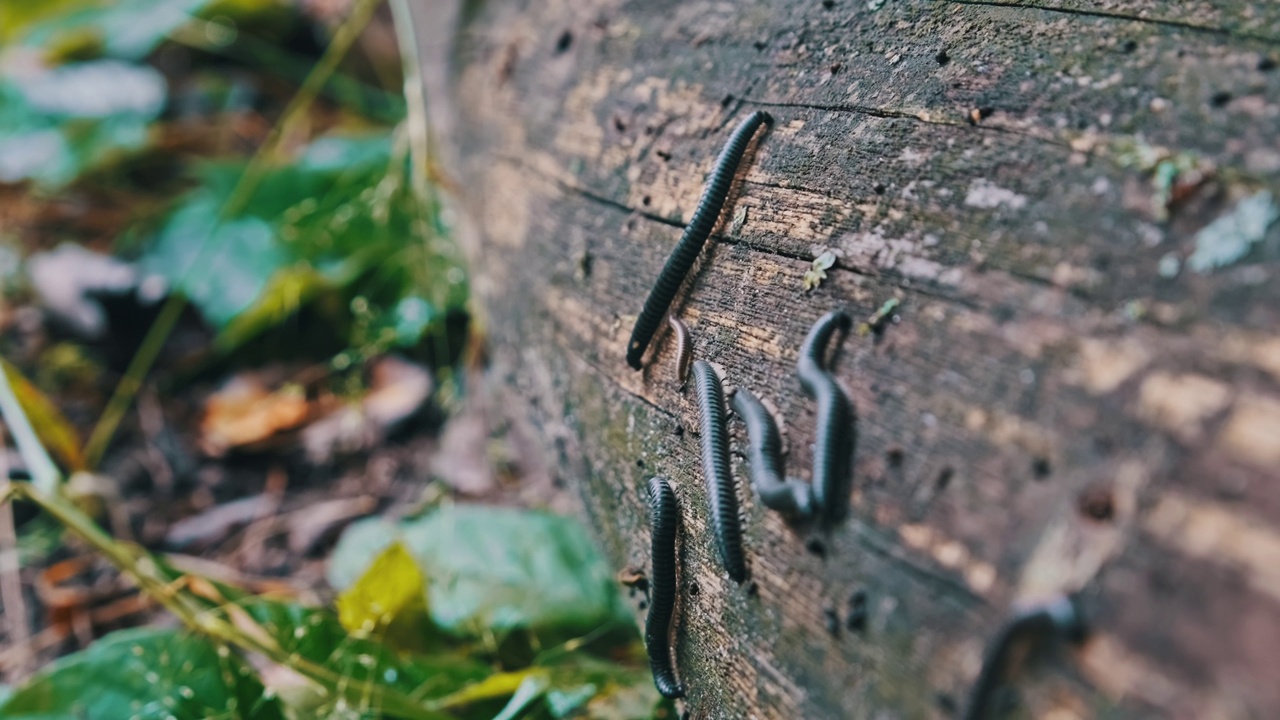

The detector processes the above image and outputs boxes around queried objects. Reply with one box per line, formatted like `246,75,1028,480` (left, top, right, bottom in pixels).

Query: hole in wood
846,589,868,632
554,30,573,53
885,445,905,468
1032,456,1051,480
934,466,954,491
1077,485,1115,522
824,607,840,636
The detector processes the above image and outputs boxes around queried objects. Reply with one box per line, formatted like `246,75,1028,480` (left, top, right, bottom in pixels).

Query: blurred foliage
0,0,216,60
0,0,668,716
330,507,633,644
0,60,167,188
139,132,466,358
0,627,287,719
0,502,668,720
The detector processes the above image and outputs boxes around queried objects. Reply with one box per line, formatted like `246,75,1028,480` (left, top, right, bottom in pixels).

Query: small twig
0,439,34,680
234,465,288,570
135,387,174,495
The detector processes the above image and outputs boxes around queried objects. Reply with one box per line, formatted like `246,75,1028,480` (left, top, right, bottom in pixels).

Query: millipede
668,316,693,386
962,595,1086,720
730,387,815,521
625,111,773,370
645,476,686,699
692,360,747,582
797,308,856,525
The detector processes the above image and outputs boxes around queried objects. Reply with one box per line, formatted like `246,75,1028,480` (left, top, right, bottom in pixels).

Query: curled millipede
645,477,686,699
730,387,815,521
962,595,1086,720
692,360,747,582
797,308,856,525
625,111,773,370
668,316,693,386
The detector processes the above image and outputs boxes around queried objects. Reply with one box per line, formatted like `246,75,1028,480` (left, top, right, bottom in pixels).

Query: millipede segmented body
730,388,815,521
626,111,773,370
645,477,685,699
668,316,693,386
692,360,747,582
962,595,1086,720
797,309,856,525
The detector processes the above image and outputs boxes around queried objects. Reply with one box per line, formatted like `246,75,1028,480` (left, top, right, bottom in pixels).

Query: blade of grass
0,359,61,494
7,481,456,720
170,17,405,124
82,0,386,470
389,0,430,200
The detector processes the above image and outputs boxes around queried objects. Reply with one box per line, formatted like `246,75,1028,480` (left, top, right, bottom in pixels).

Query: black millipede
730,387,815,521
625,111,773,370
962,594,1087,720
645,476,686,699
797,308,855,525
692,360,747,582
668,316,693,386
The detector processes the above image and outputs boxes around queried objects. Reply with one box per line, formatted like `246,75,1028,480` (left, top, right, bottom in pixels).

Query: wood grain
416,0,1280,716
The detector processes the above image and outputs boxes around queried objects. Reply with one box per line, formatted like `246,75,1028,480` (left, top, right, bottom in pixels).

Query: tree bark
411,1,1280,717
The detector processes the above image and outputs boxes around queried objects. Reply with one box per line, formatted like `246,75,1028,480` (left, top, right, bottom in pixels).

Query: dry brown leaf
199,374,311,456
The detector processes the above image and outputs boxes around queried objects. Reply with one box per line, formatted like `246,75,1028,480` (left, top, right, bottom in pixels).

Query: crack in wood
736,96,1073,149
497,155,986,310
939,0,1280,46
851,522,989,606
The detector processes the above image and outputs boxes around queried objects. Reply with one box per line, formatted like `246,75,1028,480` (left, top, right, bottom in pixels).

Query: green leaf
402,507,632,638
0,61,165,187
139,133,466,355
0,627,285,720
141,194,286,328
329,508,633,642
236,598,490,705
6,0,217,60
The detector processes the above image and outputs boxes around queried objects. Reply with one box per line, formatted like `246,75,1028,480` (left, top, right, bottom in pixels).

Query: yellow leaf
434,669,546,710
336,541,434,651
1,359,85,472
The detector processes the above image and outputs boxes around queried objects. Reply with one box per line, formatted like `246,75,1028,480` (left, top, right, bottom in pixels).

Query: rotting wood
410,0,1280,717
